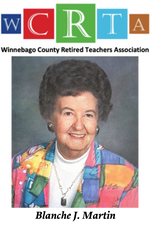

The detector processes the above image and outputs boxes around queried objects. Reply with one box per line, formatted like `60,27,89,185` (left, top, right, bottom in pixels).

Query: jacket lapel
71,140,101,207
29,140,55,204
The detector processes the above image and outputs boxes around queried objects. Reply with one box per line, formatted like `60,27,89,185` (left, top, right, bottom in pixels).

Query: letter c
28,13,48,35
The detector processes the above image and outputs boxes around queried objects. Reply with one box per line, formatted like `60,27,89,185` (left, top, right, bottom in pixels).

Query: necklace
53,160,85,206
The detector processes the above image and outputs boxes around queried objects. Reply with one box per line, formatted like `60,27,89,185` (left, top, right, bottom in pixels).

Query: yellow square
37,160,52,179
105,165,134,188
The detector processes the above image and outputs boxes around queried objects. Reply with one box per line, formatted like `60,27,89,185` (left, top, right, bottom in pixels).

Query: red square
24,9,54,39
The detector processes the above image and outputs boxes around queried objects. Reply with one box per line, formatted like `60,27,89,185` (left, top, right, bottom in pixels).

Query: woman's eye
64,112,72,116
85,113,93,118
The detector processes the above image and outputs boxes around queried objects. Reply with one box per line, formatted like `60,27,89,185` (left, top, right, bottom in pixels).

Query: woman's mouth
69,133,85,138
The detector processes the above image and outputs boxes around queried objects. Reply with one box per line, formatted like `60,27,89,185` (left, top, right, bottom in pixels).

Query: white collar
54,141,90,172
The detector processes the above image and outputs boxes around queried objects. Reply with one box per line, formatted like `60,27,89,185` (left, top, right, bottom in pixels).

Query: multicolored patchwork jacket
12,139,138,208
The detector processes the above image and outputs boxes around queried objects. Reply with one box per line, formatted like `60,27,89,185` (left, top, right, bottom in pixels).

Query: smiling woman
12,59,138,208
50,92,98,160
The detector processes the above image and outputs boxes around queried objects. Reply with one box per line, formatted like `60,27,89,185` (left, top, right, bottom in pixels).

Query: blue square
1,14,21,34
83,166,99,179
102,149,120,164
97,9,128,39
82,179,99,203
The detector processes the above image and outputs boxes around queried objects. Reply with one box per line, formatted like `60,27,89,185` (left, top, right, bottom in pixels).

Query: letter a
133,18,145,31
63,10,91,38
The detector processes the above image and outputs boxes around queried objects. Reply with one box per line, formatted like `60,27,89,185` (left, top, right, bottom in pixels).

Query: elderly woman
12,59,138,208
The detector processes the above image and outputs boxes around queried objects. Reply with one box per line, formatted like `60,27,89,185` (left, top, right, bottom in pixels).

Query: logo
1,14,21,34
23,9,54,39
1,5,149,40
56,4,95,43
97,9,128,39
129,14,149,34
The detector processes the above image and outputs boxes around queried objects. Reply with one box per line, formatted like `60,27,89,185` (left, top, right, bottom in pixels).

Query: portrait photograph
12,56,138,208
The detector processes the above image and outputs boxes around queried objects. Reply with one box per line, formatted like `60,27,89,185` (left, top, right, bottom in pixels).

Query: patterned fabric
12,139,138,208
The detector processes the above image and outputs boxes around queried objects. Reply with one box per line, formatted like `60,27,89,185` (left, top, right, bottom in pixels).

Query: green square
71,191,85,208
30,175,49,197
56,4,95,43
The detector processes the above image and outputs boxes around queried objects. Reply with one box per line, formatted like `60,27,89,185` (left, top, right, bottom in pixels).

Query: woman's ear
47,121,54,132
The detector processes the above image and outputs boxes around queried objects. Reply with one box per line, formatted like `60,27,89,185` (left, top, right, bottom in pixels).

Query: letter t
102,13,122,34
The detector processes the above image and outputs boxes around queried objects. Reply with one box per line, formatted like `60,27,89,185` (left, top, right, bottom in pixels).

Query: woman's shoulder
95,143,138,191
101,148,135,167
95,141,137,171
12,140,54,170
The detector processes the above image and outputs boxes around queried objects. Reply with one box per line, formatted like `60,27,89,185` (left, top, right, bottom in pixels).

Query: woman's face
50,91,98,159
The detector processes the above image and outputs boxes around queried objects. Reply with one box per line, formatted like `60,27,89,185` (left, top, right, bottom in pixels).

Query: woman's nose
73,116,84,130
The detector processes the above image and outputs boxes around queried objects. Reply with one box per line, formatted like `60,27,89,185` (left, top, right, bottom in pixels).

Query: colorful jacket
12,139,138,208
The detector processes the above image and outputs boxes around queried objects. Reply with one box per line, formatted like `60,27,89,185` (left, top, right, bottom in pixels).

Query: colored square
71,191,85,207
56,4,95,43
37,160,51,179
82,179,99,203
97,9,128,39
129,14,149,34
1,14,21,34
23,9,54,39
26,177,34,191
83,166,100,179
105,165,134,188
30,175,48,197
101,149,120,164
95,149,101,164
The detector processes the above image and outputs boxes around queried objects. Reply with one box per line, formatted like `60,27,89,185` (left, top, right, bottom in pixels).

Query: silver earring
47,122,54,132
96,126,100,136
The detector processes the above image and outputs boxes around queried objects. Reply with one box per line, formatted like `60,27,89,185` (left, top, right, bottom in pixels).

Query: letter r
63,10,91,38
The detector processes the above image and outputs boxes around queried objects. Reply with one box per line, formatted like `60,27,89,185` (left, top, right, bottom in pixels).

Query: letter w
3,18,20,31
63,10,91,38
